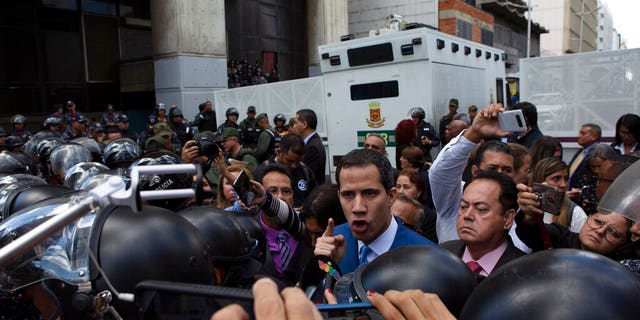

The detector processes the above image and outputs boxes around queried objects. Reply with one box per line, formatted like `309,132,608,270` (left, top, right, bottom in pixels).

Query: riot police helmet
103,138,141,169
49,143,92,178
409,107,426,121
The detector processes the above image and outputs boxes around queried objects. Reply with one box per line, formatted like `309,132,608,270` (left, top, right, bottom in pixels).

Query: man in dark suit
567,124,601,195
314,149,436,274
291,109,326,184
440,170,525,278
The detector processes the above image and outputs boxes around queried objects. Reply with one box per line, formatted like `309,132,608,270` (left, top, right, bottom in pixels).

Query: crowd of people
227,59,280,88
0,97,639,319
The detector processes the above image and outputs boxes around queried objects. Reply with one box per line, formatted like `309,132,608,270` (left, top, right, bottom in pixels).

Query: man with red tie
440,170,525,280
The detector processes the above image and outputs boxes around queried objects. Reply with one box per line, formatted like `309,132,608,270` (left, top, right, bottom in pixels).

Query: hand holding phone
498,109,527,132
532,183,562,215
232,170,256,207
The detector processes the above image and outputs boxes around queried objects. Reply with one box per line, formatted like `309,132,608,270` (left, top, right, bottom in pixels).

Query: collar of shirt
303,131,317,144
462,240,508,277
614,142,638,155
357,217,398,263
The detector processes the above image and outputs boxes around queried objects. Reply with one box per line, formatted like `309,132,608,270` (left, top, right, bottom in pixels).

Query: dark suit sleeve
303,135,326,184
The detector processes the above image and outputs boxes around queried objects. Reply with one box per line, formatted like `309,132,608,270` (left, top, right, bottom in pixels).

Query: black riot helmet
103,138,141,169
6,135,25,149
339,245,476,316
176,207,262,286
274,113,287,124
11,114,26,125
42,116,62,129
0,153,30,174
36,137,64,165
49,143,92,179
129,150,191,211
71,137,104,163
63,162,110,190
409,107,426,121
225,107,239,118
460,249,640,320
229,212,267,266
0,174,73,221
0,198,215,320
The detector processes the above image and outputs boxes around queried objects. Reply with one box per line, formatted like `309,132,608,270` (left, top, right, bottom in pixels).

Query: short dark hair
605,154,639,180
512,101,538,128
279,134,305,155
582,123,602,141
507,143,529,173
299,184,345,229
336,148,394,192
255,162,292,187
296,109,318,130
465,170,518,213
475,140,513,167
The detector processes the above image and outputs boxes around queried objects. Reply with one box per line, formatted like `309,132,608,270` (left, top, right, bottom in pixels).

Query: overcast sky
602,0,639,48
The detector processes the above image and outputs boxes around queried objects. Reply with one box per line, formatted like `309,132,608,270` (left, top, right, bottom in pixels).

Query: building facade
531,0,598,56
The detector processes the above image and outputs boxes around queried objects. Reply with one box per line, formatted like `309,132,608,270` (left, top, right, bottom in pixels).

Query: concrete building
0,0,348,124
348,0,438,38
531,0,598,56
596,2,618,51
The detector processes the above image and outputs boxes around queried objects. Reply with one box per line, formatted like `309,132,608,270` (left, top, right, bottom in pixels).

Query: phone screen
233,170,255,205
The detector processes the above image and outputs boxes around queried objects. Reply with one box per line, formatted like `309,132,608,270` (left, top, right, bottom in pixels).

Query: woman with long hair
529,157,587,232
612,113,640,155
216,165,251,209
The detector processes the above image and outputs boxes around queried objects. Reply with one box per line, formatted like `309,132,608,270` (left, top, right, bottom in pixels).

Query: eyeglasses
266,186,294,198
586,215,625,243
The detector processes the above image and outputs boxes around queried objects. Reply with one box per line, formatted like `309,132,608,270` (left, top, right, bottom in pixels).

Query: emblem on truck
366,101,385,128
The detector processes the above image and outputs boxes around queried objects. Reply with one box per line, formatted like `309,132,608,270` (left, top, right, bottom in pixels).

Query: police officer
100,104,120,127
239,106,261,150
253,113,279,163
193,100,217,132
410,107,440,163
217,107,240,134
10,114,32,141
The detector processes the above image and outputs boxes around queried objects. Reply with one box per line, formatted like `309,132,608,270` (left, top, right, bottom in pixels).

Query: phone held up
233,170,256,206
532,183,562,215
498,109,527,132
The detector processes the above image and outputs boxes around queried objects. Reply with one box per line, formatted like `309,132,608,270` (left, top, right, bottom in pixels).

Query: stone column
307,0,349,76
151,0,227,121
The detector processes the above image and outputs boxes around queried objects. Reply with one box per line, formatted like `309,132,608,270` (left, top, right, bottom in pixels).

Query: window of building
457,20,472,41
481,29,493,46
83,0,117,16
41,0,78,11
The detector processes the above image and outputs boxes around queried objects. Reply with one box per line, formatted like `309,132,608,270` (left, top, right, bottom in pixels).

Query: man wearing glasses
251,163,312,289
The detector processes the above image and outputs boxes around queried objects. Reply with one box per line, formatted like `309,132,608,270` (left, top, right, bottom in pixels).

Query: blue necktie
359,245,371,265
278,232,292,270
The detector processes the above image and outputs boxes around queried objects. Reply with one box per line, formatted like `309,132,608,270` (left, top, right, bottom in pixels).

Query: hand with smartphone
531,183,562,215
464,104,513,143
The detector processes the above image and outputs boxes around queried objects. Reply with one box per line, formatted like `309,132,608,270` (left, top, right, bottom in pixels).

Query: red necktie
466,260,483,274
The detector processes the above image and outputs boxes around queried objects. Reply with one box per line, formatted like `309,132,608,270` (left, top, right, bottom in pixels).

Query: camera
193,138,221,159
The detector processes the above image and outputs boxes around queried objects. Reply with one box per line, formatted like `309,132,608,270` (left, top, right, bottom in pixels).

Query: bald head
445,120,468,141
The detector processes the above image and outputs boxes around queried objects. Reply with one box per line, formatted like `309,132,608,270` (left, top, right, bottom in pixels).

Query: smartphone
135,280,254,319
233,170,256,206
498,110,527,132
532,183,562,215
317,303,382,320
